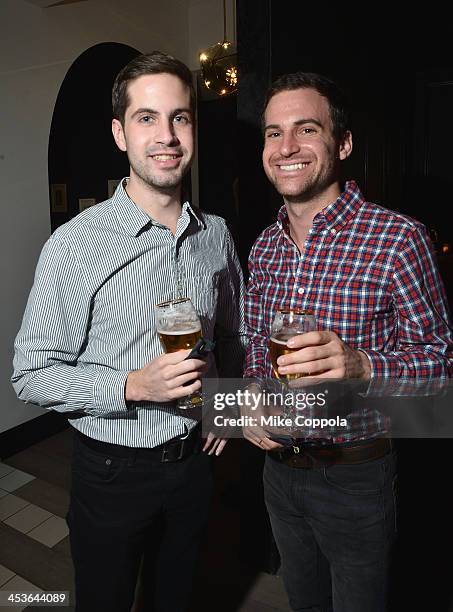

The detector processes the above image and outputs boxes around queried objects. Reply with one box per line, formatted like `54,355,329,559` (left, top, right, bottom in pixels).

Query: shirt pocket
184,272,218,319
182,249,225,323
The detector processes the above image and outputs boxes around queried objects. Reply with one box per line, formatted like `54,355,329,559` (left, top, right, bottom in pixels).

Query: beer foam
160,325,201,335
270,336,290,345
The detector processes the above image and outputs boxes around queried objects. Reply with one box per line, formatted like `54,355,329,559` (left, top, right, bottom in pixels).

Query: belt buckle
305,448,335,468
161,447,169,463
161,439,185,463
175,439,185,460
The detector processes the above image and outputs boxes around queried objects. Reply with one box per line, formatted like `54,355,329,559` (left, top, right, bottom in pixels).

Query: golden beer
159,327,202,353
269,333,302,380
269,309,316,380
159,326,203,406
154,298,204,408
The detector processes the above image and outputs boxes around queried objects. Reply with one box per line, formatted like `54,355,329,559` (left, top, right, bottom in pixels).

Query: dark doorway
48,42,140,232
197,85,238,233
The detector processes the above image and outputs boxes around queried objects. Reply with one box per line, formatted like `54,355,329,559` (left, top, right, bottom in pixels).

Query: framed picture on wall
108,179,121,198
78,198,96,212
50,184,67,213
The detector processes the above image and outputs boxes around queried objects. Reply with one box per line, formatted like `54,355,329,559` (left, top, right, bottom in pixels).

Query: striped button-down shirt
12,179,245,447
244,181,453,441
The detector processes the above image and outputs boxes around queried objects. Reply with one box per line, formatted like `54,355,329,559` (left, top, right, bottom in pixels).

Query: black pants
264,451,397,612
67,433,213,612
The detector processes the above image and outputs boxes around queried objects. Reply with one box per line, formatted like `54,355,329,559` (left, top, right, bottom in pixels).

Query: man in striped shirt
244,72,453,611
12,52,245,612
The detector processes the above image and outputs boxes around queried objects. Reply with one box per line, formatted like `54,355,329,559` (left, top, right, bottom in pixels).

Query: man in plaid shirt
244,71,453,612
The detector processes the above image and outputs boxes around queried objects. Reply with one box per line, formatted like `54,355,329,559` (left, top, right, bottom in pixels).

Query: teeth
280,162,308,171
152,155,178,161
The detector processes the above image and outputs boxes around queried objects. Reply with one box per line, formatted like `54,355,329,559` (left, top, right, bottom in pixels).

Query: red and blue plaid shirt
244,181,453,441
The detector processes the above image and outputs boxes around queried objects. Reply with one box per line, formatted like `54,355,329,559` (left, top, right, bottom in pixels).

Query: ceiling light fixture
199,0,237,96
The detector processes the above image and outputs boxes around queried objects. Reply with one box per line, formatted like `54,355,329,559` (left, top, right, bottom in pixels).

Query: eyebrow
130,107,193,119
264,118,323,132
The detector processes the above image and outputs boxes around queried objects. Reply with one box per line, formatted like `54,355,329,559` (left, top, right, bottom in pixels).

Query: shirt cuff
357,349,399,380
356,349,402,397
86,369,129,415
243,367,266,379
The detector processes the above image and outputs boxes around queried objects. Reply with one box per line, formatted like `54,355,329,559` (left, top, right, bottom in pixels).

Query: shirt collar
277,205,290,234
321,180,365,230
112,178,204,237
276,180,365,233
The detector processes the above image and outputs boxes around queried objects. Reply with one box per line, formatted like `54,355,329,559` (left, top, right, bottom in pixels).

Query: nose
279,131,300,157
155,118,179,146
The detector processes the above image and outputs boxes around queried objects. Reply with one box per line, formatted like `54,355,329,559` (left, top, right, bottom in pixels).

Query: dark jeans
263,450,397,612
67,433,213,612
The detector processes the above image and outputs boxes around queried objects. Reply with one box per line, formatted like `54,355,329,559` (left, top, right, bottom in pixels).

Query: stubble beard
282,177,327,205
272,160,337,205
130,159,189,193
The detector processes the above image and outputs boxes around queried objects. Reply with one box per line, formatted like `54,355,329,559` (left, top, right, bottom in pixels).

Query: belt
270,437,391,469
76,425,202,463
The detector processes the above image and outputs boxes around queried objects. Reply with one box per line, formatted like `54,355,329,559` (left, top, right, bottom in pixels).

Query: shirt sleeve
359,223,453,381
11,236,129,415
214,227,247,377
244,239,269,379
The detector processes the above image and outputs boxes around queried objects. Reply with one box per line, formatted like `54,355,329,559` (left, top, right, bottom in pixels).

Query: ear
112,118,127,152
338,130,353,161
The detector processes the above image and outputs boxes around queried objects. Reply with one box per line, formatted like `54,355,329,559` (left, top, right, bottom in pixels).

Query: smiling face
112,73,194,194
262,87,352,205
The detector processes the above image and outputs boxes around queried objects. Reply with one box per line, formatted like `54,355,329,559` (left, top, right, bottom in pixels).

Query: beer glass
269,310,316,380
155,298,203,409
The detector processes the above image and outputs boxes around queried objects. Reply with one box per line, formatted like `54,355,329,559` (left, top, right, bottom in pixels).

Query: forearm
377,224,453,382
244,266,268,378
12,361,129,415
244,339,268,379
360,348,453,381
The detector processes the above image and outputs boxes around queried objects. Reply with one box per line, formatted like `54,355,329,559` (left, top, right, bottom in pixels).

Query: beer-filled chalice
269,309,317,381
155,297,203,409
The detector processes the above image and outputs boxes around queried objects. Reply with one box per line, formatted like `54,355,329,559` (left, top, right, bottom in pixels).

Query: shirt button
105,458,112,466
298,287,304,295
330,228,337,235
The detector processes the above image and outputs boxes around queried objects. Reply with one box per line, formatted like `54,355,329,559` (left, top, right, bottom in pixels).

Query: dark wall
197,89,237,235
237,0,453,296
236,1,453,607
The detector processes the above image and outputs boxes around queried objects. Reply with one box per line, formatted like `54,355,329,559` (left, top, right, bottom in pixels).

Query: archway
48,42,140,231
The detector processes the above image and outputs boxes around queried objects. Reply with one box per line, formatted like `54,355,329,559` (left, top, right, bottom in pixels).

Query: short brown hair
112,51,196,125
262,72,350,141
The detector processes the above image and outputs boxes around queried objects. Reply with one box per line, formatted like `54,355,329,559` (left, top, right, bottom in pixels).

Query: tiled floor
0,470,36,493
0,436,73,611
0,574,43,612
0,430,291,611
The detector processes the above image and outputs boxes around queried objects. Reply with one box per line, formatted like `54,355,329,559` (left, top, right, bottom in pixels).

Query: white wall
0,0,198,433
187,0,236,70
